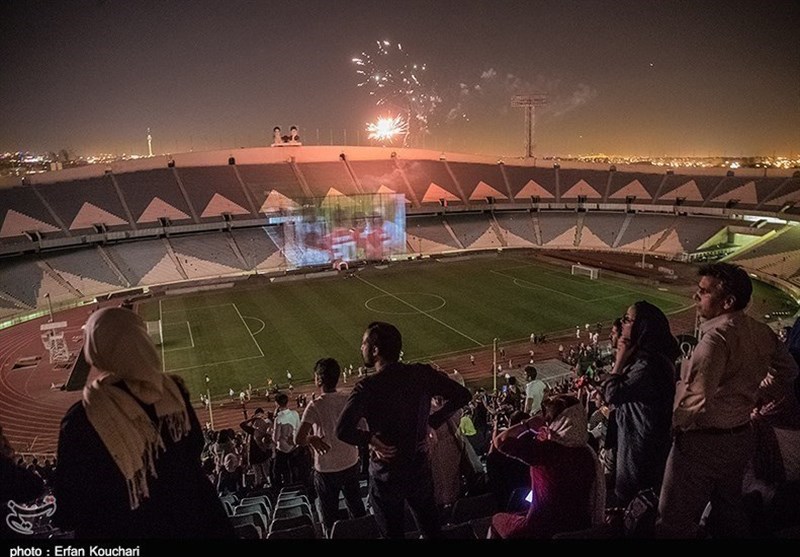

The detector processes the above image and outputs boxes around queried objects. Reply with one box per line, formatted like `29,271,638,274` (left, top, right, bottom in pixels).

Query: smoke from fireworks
352,40,598,152
366,115,409,143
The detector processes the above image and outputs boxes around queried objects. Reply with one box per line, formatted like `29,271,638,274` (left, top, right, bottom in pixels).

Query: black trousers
313,463,366,535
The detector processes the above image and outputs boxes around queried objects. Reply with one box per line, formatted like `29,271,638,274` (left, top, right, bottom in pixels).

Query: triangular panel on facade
561,179,602,199
579,227,611,248
260,190,300,213
545,227,578,246
137,197,191,223
70,202,127,230
57,270,120,295
0,209,61,238
618,229,668,251
422,183,460,203
763,189,800,207
713,181,758,204
660,180,704,202
376,185,396,194
653,230,683,253
138,253,183,285
610,180,652,200
201,193,250,218
469,181,508,201
515,179,555,199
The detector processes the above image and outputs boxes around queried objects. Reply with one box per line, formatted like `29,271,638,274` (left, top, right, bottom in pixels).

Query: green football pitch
137,252,712,399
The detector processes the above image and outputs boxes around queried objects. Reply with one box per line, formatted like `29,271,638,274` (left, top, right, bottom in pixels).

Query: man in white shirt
273,392,300,486
657,263,798,538
296,358,366,537
523,365,547,416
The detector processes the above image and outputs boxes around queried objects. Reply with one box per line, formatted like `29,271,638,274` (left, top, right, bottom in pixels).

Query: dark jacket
52,377,234,539
336,362,472,484
603,352,675,505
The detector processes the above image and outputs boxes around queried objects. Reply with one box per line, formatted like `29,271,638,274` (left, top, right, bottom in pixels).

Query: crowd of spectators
4,263,800,540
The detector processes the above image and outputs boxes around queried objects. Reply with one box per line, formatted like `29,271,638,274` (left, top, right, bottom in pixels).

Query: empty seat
329,514,382,539
272,504,313,522
229,514,265,538
234,501,270,520
266,523,316,539
269,514,314,535
234,523,262,539
239,495,273,514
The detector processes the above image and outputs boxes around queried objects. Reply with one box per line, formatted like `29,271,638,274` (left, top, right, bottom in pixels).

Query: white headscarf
546,399,606,525
82,307,191,509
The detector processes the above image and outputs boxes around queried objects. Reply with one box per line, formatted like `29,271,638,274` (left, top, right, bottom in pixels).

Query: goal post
571,264,599,280
146,320,163,345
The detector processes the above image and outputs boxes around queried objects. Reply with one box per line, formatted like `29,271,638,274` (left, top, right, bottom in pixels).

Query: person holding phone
488,394,604,539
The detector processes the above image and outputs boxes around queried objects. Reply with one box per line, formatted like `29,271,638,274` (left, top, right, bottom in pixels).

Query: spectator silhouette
52,307,233,539
273,392,301,487
657,263,798,538
523,365,547,415
272,126,284,145
489,394,605,539
601,301,678,509
240,407,273,489
337,321,472,539
485,410,532,511
295,358,366,537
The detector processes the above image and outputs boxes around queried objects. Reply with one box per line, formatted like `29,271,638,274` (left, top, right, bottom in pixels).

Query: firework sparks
352,40,440,145
366,115,409,143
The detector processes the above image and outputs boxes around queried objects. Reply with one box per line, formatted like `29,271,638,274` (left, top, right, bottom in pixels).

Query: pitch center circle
364,293,447,315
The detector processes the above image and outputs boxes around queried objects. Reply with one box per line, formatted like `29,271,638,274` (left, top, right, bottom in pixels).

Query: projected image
282,194,406,268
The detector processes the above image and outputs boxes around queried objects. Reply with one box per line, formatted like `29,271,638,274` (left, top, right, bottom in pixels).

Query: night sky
1,0,798,158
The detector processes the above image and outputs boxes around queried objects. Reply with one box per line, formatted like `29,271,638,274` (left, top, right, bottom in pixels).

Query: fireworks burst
352,40,441,145
366,115,409,143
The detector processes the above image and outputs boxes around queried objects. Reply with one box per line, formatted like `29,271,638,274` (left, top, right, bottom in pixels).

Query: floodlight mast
512,94,548,159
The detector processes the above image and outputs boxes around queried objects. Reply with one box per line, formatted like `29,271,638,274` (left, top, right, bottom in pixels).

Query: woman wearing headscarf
602,300,679,508
489,394,605,539
52,307,234,539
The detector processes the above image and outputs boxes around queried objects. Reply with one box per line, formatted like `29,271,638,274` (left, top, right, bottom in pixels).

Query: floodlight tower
512,94,548,159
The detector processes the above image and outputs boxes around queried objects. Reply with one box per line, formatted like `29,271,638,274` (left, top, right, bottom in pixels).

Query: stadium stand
297,161,360,197
229,228,283,271
581,212,629,249
447,162,510,206
43,248,127,297
446,213,500,249
540,212,579,247
399,160,463,207
0,148,797,319
177,166,255,221
407,215,462,254
169,233,248,279
115,168,195,227
237,163,304,214
104,239,183,286
35,176,131,232
0,186,64,245
494,212,537,247
503,165,557,201
558,169,607,202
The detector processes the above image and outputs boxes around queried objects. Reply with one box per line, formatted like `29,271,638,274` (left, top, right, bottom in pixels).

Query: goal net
146,320,163,345
571,264,599,280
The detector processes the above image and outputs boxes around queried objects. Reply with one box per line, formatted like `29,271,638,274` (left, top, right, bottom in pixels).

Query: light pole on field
205,375,215,430
492,337,499,393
